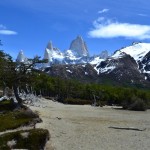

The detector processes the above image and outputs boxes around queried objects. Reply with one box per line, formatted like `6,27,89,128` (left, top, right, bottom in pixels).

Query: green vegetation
0,100,49,149
0,110,37,132
0,99,16,111
31,73,150,111
0,49,49,149
64,97,92,105
0,129,49,150
0,49,47,105
0,99,39,132
122,96,147,111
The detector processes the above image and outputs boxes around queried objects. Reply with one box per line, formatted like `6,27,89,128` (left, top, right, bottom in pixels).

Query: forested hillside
31,73,150,110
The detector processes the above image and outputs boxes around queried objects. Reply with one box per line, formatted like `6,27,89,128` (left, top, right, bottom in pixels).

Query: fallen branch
109,126,146,131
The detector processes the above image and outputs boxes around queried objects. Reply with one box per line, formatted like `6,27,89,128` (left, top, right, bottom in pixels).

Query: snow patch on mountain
94,64,116,74
44,49,64,63
43,41,64,65
112,52,127,59
85,72,88,75
64,50,80,60
100,66,116,74
114,43,150,62
66,69,73,73
90,56,104,65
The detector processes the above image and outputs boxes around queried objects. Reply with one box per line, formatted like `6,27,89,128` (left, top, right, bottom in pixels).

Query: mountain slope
96,53,148,86
113,43,150,62
17,41,150,87
43,42,150,87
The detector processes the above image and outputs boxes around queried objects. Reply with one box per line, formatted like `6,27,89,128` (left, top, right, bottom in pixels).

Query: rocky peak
69,36,89,57
16,50,27,62
99,50,109,59
47,41,53,50
43,41,64,64
44,49,52,62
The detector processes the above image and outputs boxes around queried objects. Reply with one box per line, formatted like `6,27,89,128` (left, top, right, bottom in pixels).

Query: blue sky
0,0,150,58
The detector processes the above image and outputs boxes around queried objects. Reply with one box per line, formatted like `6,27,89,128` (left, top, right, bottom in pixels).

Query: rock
44,48,52,62
21,132,29,139
47,41,53,50
16,50,27,62
56,117,62,120
7,139,17,148
43,41,64,64
99,50,109,59
69,36,89,57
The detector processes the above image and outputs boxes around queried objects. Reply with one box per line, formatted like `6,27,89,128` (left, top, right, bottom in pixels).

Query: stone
69,36,89,57
16,50,27,62
47,41,53,50
99,50,109,59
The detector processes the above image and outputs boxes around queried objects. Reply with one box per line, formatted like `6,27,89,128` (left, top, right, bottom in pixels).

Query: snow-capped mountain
42,36,108,65
69,36,89,57
16,38,150,87
113,42,150,62
109,42,150,75
17,36,109,66
43,42,150,87
16,50,28,62
91,42,150,86
44,41,64,65
93,42,150,76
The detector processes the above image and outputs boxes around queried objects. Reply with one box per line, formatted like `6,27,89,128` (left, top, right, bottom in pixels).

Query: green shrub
0,99,16,112
122,96,147,111
128,98,147,111
96,100,107,107
0,129,49,150
0,110,38,132
64,97,91,105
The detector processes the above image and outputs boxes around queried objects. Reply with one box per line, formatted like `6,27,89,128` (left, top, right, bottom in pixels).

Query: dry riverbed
29,98,150,150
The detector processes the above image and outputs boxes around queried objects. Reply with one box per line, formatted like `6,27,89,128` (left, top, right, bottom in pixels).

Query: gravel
29,98,150,150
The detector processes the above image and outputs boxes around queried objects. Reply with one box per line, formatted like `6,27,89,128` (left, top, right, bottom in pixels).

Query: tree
0,50,47,105
0,50,14,93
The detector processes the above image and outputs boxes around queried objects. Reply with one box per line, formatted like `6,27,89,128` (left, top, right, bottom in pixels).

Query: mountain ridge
16,39,150,87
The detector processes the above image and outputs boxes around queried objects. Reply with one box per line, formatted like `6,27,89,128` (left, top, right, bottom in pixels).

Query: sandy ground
29,98,150,150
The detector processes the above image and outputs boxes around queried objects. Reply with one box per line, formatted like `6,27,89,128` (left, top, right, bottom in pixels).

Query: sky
0,0,150,58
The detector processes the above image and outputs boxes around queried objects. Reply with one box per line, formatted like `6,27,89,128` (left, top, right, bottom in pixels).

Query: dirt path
29,98,150,150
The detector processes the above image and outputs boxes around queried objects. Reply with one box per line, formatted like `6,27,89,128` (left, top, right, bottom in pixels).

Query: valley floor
29,98,150,150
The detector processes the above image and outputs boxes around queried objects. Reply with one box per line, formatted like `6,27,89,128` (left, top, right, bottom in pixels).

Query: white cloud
138,14,148,17
0,24,17,35
0,30,17,35
98,9,109,14
88,17,150,39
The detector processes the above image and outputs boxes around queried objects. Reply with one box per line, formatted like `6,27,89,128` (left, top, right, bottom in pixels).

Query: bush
96,100,107,107
122,96,147,111
16,107,39,119
129,99,147,111
0,99,16,112
0,129,49,150
64,97,91,105
0,109,39,132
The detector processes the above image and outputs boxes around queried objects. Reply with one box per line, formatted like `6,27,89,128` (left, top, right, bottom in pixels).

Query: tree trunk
2,81,7,96
13,83,23,105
